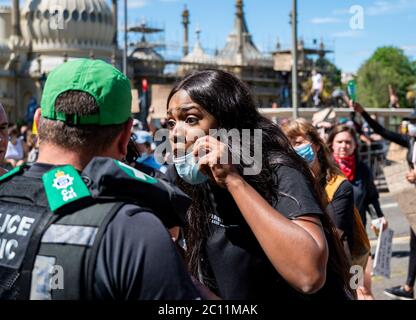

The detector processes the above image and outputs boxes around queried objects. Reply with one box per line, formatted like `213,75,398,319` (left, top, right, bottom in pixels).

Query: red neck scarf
333,154,356,181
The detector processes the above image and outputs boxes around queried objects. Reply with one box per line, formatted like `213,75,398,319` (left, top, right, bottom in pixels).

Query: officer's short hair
38,90,126,153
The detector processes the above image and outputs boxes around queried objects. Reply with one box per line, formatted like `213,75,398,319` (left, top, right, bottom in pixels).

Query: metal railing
259,107,414,120
358,141,388,181
259,107,414,137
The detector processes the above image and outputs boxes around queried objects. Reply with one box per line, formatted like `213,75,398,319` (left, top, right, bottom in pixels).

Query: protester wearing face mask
351,102,416,300
164,69,354,300
283,119,355,257
283,119,376,300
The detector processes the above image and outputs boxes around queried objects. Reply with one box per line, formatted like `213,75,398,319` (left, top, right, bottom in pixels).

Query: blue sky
1,0,415,73
119,0,416,73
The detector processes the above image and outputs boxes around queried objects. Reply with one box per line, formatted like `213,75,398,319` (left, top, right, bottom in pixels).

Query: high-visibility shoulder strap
0,165,26,183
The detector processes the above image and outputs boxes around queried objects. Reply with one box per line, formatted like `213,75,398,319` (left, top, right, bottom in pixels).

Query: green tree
412,60,416,77
356,47,416,108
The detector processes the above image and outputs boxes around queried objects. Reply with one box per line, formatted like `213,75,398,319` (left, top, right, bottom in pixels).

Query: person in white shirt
311,69,324,107
5,125,27,168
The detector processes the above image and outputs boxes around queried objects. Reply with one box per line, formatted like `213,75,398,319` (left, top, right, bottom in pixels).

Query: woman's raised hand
193,135,241,188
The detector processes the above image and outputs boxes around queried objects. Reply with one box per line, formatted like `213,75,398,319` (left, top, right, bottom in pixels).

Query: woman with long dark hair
327,125,388,300
164,69,353,300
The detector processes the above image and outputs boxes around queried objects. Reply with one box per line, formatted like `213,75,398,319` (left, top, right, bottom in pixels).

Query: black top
350,161,384,226
326,180,355,252
166,164,349,300
361,110,415,168
25,163,200,300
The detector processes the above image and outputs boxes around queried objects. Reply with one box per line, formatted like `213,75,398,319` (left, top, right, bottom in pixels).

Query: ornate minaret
182,5,190,57
218,0,261,67
236,0,244,56
112,0,118,47
11,0,21,37
276,36,281,51
319,38,325,59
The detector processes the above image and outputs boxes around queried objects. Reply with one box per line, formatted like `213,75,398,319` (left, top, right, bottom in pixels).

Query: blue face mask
174,153,208,185
136,152,149,164
295,143,315,164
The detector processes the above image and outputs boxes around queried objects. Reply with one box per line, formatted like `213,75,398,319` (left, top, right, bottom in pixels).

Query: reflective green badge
0,164,26,183
114,160,157,184
43,166,91,212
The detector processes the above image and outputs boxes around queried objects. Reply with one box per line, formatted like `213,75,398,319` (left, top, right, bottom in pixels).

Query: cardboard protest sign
383,163,416,233
373,228,394,278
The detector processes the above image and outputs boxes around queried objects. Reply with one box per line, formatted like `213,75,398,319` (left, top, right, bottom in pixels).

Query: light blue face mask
174,152,208,185
295,143,315,164
136,152,149,164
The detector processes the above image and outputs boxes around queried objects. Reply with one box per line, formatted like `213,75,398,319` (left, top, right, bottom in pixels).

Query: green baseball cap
41,59,132,125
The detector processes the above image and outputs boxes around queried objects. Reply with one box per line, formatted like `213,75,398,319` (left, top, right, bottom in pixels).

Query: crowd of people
0,122,39,170
0,60,415,301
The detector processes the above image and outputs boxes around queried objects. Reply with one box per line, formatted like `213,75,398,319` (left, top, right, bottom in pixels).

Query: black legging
406,228,416,288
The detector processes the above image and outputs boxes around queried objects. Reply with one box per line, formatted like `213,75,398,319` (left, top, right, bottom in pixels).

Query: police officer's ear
34,108,42,133
118,118,134,160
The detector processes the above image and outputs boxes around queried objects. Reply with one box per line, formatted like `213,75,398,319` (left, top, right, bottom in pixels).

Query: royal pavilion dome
20,0,115,55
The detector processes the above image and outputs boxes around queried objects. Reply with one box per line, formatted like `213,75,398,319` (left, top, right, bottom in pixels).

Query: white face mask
408,124,416,137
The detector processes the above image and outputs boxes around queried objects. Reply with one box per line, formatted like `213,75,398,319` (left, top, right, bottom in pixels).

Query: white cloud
333,8,351,15
128,0,149,9
310,17,342,24
332,30,364,38
367,0,416,16
332,0,416,17
366,0,416,16
401,45,416,53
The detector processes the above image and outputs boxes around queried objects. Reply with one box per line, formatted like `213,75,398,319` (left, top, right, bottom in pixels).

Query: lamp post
111,0,118,66
123,0,128,75
291,0,299,119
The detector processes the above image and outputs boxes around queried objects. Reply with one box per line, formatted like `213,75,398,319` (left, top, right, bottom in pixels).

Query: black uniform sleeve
361,163,384,218
366,184,384,219
93,204,200,300
273,165,323,219
163,164,178,184
326,180,355,251
361,110,410,148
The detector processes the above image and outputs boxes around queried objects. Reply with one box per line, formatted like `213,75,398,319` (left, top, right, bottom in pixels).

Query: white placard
373,228,394,278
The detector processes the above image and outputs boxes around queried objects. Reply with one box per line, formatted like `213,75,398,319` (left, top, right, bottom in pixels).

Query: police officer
0,59,200,300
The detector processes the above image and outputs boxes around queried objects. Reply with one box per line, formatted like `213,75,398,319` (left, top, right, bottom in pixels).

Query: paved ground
369,191,413,300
